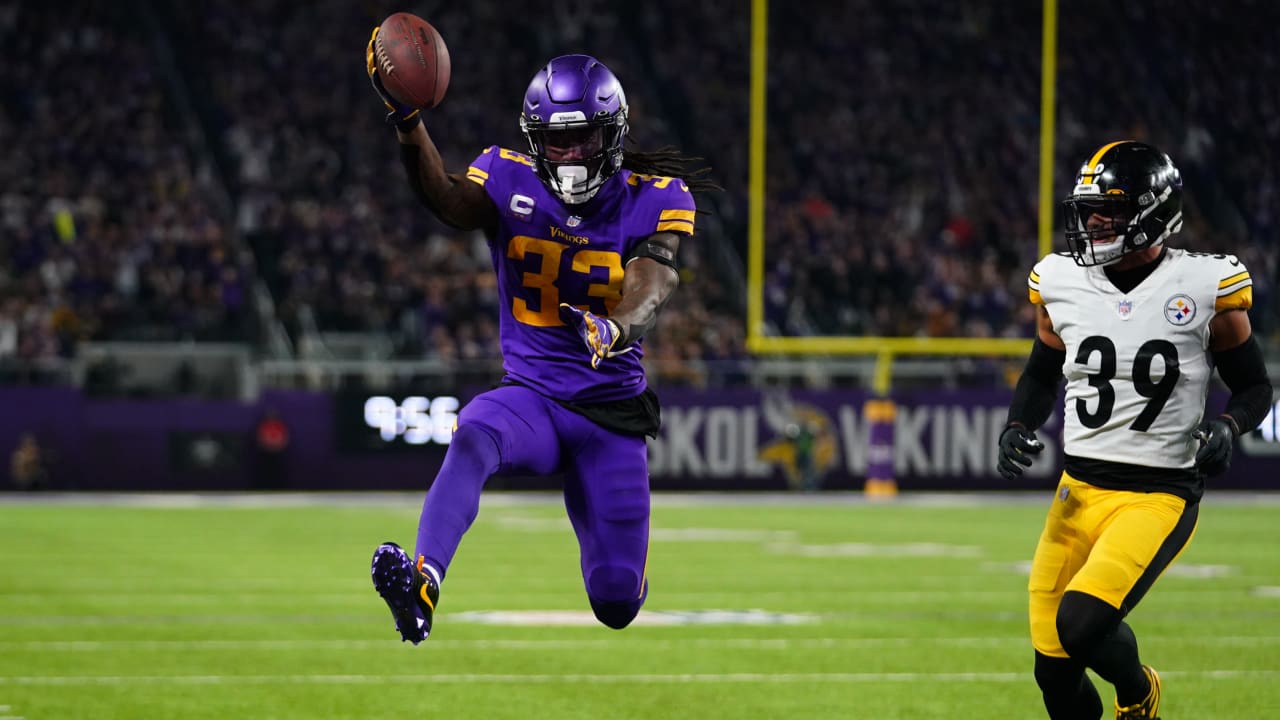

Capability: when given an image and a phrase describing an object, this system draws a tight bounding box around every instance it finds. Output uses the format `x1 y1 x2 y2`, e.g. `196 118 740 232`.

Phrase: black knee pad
587 568 646 630
590 598 640 630
1057 591 1122 660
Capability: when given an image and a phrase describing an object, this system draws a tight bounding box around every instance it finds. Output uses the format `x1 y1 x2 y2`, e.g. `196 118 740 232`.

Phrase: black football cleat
370 542 439 645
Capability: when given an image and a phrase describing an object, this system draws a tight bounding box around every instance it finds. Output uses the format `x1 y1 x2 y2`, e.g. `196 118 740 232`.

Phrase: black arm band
393 113 422 133
1213 335 1274 435
1006 338 1066 431
625 240 679 272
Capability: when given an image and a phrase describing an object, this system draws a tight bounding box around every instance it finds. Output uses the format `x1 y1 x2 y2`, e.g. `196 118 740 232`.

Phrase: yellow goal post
744 0 1060 393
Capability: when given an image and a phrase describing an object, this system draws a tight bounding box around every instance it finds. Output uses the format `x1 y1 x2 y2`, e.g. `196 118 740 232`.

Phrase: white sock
420 561 443 588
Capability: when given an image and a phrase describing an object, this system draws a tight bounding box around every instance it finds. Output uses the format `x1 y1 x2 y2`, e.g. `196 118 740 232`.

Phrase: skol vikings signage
1 387 1276 491
646 388 1277 491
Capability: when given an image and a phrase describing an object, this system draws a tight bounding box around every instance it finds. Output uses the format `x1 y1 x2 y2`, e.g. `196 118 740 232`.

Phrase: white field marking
769 542 983 558
452 609 817 626
4 670 1280 686
0 593 364 605
490 516 800 544
994 561 1239 579
490 515 571 531
9 635 1280 652
3 584 1270 610
5 490 1280 509
649 528 800 543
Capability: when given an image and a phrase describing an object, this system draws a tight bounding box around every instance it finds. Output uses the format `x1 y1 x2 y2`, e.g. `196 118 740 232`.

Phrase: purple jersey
465 145 696 403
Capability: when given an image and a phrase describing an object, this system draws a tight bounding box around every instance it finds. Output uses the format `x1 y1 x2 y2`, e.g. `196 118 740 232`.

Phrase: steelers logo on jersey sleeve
1164 294 1197 325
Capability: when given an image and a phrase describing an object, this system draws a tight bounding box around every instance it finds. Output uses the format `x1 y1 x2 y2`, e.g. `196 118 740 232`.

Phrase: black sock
1034 651 1103 720
1089 621 1150 706
1057 591 1150 707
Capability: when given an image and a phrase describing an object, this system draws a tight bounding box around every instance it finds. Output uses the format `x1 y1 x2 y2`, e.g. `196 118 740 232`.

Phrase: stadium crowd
0 3 249 364
3 0 1278 373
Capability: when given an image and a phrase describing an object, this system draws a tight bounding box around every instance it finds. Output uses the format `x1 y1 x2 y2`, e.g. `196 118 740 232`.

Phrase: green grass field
2 492 1279 719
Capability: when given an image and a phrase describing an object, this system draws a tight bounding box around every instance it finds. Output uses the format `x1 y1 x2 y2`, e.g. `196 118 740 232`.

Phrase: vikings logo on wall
756 392 839 490
1164 293 1196 326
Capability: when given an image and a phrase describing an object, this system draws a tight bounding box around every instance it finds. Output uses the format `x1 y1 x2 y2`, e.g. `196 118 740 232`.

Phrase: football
374 12 451 110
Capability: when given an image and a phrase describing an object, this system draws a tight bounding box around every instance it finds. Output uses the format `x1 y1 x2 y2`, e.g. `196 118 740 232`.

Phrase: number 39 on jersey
1028 249 1252 470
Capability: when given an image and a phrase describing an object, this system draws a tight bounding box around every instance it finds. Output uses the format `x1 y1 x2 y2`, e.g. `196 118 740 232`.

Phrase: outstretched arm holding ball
366 15 496 231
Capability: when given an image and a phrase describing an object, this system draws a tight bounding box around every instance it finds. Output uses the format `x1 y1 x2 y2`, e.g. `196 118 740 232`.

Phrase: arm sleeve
1006 338 1066 431
1213 335 1274 435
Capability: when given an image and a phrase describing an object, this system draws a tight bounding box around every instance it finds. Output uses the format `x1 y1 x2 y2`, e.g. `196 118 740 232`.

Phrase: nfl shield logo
1117 299 1133 320
566 215 583 228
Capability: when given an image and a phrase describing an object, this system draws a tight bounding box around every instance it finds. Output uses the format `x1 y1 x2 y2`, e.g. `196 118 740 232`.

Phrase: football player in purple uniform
365 34 716 644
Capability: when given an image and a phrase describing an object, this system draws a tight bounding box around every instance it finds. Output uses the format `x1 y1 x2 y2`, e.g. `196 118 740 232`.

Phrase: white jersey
1028 248 1253 469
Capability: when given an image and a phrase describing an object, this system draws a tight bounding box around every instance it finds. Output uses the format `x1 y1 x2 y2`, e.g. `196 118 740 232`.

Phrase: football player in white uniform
998 141 1273 720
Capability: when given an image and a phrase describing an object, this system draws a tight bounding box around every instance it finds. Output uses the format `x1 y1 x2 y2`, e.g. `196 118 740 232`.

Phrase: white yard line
2 670 1278 686
5 636 1280 651
3 491 1279 509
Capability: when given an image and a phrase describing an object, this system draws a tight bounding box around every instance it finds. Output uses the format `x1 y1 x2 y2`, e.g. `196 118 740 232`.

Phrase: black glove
1194 417 1235 478
998 423 1044 480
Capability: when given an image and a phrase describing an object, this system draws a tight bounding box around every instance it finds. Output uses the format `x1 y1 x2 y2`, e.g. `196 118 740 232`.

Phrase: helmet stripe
1081 140 1129 184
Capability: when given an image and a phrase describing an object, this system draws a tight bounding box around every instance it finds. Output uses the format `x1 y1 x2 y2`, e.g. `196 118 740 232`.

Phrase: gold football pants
1028 472 1198 657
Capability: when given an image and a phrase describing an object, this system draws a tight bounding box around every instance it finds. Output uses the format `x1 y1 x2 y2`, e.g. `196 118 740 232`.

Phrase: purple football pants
415 385 650 628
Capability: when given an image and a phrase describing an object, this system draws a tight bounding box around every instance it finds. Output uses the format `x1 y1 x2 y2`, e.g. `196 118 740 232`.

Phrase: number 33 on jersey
1028 249 1252 469
464 145 695 404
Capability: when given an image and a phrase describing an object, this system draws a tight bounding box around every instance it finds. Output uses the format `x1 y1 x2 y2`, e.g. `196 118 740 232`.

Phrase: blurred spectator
0 3 251 365
9 432 47 491
6 0 1279 381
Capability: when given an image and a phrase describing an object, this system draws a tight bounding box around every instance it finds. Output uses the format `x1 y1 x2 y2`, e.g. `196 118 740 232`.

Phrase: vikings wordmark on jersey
1027 249 1252 471
466 145 695 404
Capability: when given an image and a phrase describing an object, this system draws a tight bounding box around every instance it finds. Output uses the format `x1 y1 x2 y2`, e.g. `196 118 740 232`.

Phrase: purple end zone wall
1 386 1277 491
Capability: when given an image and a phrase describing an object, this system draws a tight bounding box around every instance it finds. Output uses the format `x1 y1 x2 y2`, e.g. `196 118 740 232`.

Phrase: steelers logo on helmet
519 55 630 205
1062 141 1184 267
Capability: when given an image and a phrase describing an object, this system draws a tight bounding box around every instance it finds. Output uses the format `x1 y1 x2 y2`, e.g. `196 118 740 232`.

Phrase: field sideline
2 492 1278 719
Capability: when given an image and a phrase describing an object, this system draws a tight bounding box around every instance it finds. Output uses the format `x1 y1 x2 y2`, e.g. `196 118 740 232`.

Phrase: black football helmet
1062 141 1183 266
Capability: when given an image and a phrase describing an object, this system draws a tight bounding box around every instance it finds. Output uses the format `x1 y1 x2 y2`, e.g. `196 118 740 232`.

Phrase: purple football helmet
520 55 629 204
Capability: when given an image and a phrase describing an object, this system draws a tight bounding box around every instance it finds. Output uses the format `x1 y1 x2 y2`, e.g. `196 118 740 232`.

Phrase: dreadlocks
621 145 721 197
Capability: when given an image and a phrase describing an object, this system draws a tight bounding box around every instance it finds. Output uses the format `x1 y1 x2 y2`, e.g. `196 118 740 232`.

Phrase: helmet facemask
1064 191 1139 266
1064 184 1181 267
1063 141 1184 267
521 111 628 205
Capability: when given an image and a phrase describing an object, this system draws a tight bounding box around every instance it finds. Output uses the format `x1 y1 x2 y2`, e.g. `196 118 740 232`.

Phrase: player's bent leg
415 386 562 579
560 415 651 630
1034 652 1103 720
370 541 440 645
1065 491 1194 718
413 421 503 579
1057 591 1149 708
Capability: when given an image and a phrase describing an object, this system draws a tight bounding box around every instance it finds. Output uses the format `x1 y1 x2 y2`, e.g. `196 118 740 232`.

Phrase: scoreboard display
334 389 460 452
